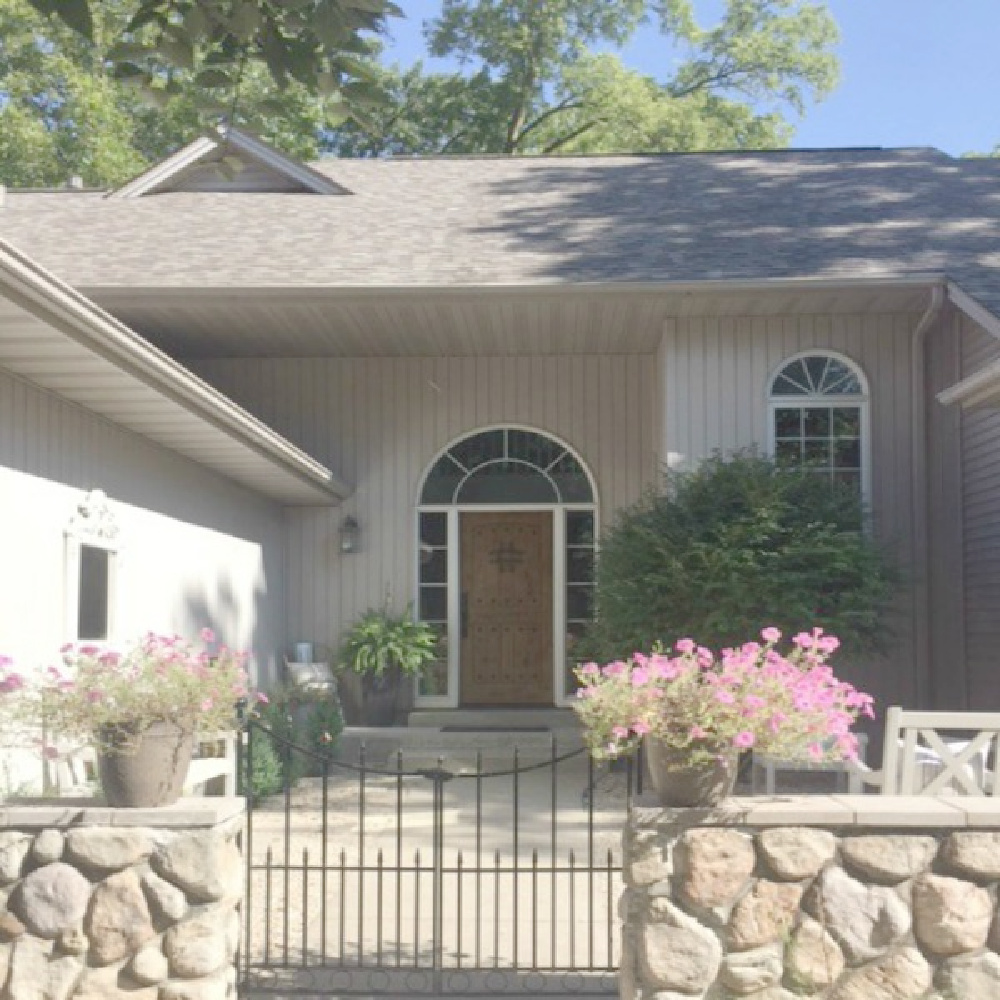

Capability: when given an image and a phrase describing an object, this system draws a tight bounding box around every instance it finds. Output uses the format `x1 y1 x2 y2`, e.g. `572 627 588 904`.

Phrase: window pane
419 586 447 621
803 408 831 437
834 469 862 491
417 658 449 698
804 440 830 466
508 429 564 470
419 549 447 585
549 452 593 502
456 462 558 503
450 430 505 472
804 355 829 391
772 373 809 396
775 440 802 465
821 361 862 395
833 408 861 436
834 439 861 469
78 545 110 641
567 585 594 620
419 512 447 547
567 548 595 584
566 511 595 546
774 408 801 437
421 454 464 504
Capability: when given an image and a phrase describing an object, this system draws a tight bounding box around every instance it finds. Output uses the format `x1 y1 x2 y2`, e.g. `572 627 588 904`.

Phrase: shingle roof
2 146 1000 312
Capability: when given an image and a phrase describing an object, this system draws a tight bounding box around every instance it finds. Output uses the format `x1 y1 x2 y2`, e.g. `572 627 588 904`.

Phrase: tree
0 0 336 186
26 0 396 102
580 452 898 662
328 0 838 155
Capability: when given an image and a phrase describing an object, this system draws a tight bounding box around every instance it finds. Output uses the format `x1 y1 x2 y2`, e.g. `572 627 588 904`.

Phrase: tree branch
540 117 605 154
513 94 584 148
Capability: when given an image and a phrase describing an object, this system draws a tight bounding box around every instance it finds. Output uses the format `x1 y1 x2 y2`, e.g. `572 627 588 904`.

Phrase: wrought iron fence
239 719 640 995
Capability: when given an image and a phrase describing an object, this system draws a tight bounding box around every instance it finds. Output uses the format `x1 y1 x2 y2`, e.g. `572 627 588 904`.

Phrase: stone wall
0 799 245 1000
621 796 1000 1000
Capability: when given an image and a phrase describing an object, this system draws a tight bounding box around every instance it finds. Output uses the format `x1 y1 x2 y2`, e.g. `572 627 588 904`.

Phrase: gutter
0 238 350 500
910 284 947 709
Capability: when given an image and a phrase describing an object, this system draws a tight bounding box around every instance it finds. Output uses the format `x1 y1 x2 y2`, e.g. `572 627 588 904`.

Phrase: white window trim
414 426 598 710
64 489 121 644
766 350 872 505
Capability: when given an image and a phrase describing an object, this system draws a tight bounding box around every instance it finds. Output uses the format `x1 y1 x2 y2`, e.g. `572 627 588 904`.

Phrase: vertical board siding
960 315 1000 709
194 356 657 652
0 366 286 681
659 313 921 715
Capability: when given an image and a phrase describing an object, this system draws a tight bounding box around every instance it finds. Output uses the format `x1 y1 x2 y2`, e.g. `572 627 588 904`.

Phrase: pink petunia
200 627 216 644
733 731 755 749
611 726 630 739
761 627 782 643
632 721 651 736
630 667 650 687
689 725 708 740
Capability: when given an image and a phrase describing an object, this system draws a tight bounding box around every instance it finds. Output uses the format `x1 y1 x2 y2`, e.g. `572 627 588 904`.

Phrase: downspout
910 284 946 708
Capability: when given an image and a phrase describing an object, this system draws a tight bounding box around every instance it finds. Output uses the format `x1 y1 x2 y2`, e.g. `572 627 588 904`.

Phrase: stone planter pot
360 665 403 726
97 720 196 807
646 738 738 807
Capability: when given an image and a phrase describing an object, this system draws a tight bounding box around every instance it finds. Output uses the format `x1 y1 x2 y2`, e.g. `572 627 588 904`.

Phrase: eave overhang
937 281 1000 409
0 238 349 504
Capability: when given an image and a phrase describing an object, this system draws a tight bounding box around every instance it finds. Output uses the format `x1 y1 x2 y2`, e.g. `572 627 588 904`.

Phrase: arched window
768 352 869 497
419 428 594 505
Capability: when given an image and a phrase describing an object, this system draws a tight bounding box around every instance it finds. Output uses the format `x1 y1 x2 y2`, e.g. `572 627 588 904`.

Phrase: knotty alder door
460 511 553 706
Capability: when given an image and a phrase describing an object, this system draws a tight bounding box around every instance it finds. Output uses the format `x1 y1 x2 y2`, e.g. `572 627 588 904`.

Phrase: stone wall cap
631 795 1000 829
0 797 246 830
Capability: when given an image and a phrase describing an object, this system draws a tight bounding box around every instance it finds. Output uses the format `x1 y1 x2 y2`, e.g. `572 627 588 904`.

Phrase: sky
381 0 1000 157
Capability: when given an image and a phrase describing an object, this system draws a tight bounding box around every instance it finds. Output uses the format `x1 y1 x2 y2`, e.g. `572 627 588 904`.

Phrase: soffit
89 283 934 360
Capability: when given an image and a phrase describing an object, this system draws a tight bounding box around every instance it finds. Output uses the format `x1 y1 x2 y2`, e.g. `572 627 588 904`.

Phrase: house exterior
2 128 1000 723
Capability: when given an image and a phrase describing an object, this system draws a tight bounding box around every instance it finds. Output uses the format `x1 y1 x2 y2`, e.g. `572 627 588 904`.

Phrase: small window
65 489 119 644
77 545 111 641
769 352 869 497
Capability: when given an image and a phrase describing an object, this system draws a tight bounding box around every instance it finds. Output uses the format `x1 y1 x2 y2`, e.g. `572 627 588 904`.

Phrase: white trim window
64 489 120 643
768 352 871 500
416 427 598 709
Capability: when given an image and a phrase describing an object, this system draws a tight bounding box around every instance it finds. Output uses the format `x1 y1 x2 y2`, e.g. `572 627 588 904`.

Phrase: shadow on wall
182 574 279 691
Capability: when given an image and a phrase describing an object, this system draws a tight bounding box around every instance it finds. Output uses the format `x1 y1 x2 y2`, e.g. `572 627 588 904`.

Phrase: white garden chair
847 708 1000 796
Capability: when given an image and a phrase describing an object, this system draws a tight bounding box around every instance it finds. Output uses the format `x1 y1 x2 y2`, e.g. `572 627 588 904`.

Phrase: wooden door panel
461 512 552 706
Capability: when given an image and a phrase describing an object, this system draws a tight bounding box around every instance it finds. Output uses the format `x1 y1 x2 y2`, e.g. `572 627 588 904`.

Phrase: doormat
440 725 550 733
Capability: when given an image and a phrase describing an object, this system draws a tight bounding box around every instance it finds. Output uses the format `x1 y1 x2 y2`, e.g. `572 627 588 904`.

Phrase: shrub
253 687 310 787
239 728 284 802
582 451 899 661
303 692 344 765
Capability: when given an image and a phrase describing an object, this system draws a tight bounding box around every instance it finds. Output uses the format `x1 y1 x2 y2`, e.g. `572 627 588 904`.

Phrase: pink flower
200 698 214 712
255 692 270 705
611 726 630 739
689 725 708 740
675 638 696 655
632 721 651 736
792 632 814 649
200 627 216 644
578 663 599 677
733 731 755 749
714 690 736 705
761 627 782 643
630 667 650 687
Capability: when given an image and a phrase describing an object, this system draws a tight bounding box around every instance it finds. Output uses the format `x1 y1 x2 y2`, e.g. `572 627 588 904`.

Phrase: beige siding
194 356 658 651
0 366 287 685
659 313 922 714
960 315 1000 709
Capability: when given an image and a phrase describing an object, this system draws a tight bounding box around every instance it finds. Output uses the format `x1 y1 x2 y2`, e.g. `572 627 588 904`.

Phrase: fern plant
340 605 438 680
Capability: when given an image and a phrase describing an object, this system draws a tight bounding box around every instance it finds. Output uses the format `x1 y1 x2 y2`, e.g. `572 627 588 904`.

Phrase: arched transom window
769 352 869 496
420 427 594 505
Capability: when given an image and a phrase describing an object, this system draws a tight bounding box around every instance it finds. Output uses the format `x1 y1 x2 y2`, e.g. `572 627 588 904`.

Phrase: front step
340 719 586 771
406 708 581 730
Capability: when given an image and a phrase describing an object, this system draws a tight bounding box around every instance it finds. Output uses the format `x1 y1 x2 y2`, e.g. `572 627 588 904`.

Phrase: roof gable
108 125 349 198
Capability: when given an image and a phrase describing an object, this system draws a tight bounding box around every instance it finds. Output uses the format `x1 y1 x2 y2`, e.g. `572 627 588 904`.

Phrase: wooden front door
460 511 553 706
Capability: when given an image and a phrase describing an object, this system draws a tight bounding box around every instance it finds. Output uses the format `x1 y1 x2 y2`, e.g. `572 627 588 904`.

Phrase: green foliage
303 691 345 764
240 725 284 802
253 687 310 787
340 605 438 679
582 452 899 661
26 0 396 98
329 0 839 155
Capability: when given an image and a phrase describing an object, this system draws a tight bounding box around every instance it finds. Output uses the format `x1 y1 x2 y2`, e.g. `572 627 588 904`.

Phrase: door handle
461 592 468 639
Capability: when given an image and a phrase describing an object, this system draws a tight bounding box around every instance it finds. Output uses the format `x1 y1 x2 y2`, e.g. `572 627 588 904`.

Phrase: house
1 127 999 727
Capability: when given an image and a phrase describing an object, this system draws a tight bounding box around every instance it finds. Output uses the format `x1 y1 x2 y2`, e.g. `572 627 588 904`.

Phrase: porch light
339 515 360 554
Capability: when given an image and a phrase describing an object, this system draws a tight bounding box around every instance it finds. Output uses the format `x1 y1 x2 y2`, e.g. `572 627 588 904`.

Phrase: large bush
582 452 898 661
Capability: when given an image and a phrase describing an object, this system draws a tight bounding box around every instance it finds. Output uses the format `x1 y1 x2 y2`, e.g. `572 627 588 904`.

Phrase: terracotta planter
645 738 738 807
97 720 195 808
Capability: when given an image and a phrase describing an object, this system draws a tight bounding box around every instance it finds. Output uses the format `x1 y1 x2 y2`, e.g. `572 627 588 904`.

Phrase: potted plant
572 627 874 806
35 629 249 807
340 605 438 726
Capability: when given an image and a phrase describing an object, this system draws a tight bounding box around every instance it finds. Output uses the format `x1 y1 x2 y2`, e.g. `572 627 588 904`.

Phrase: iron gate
239 720 640 995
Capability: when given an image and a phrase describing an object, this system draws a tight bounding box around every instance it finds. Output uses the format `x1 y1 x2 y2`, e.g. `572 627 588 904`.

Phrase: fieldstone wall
621 797 1000 1000
0 799 244 1000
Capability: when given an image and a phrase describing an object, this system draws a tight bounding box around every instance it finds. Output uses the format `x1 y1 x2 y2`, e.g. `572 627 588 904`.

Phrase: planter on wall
645 738 739 807
97 720 196 807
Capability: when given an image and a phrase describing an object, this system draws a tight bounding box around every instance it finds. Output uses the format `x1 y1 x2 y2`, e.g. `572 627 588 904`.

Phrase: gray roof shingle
2 146 999 311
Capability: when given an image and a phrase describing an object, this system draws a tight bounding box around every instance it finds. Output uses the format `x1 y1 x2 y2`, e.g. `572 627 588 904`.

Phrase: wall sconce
339 515 360 553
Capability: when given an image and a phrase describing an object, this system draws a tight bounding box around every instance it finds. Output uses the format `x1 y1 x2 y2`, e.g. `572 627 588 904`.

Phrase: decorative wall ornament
66 489 120 544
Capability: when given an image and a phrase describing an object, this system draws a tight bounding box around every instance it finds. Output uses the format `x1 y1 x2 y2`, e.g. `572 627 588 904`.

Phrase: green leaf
194 68 233 89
